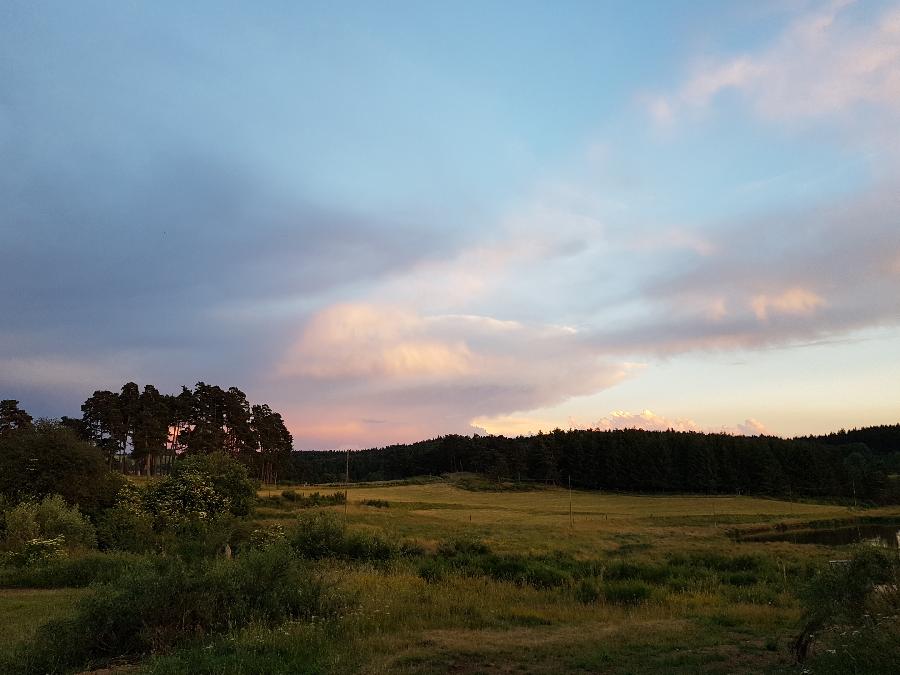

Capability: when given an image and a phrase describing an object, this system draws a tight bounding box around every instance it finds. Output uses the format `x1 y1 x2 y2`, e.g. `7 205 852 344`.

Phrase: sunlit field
3 474 898 674
241 478 889 674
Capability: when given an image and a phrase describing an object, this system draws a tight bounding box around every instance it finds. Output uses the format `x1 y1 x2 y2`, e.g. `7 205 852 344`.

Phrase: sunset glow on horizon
3 1 900 448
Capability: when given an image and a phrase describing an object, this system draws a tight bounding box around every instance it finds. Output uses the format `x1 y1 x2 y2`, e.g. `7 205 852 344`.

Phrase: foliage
360 498 390 508
10 536 67 566
794 546 900 667
289 511 398 562
287 426 896 501
95 503 155 552
281 490 347 508
0 551 149 588
1 495 96 554
602 579 654 605
79 382 293 480
0 400 33 435
249 523 287 550
0 421 124 515
144 469 231 528
8 544 340 674
172 453 257 517
421 539 575 589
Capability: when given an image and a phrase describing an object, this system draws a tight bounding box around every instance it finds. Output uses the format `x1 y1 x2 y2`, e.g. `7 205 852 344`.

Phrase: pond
742 523 900 548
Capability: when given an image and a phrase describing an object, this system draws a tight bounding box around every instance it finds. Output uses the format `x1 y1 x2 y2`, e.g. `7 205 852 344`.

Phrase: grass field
4 477 899 673
0 588 88 651
248 479 892 673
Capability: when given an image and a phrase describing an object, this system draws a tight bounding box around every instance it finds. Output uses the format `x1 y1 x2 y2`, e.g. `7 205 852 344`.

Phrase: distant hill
287 424 900 503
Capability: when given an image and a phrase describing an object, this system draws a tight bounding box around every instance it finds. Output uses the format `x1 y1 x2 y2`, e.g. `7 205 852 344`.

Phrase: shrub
1 495 96 553
436 537 491 557
249 524 287 550
0 551 150 588
575 579 601 604
794 546 900 665
144 469 231 528
361 498 390 508
290 511 346 559
289 511 398 562
419 558 450 583
282 490 347 508
95 504 155 552
171 453 257 517
0 421 125 515
13 536 67 566
524 561 572 589
426 538 573 589
154 516 236 562
342 529 397 562
9 544 339 674
603 580 653 605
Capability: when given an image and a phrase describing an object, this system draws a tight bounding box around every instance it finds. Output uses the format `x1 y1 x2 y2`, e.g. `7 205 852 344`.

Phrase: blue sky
2 0 899 447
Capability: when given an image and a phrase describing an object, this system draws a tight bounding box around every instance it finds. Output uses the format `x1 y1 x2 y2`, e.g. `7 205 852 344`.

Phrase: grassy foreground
5 477 899 673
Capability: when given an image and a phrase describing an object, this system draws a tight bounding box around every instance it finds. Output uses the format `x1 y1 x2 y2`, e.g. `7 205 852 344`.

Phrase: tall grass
5 545 340 674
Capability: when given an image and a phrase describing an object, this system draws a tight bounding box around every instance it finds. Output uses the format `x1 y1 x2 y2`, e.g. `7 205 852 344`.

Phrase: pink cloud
750 287 825 321
273 303 631 448
652 1 900 123
593 410 767 436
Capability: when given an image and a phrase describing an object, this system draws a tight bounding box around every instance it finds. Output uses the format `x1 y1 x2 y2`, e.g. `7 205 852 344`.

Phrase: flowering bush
16 535 67 565
144 469 231 529
1 495 96 553
249 524 287 550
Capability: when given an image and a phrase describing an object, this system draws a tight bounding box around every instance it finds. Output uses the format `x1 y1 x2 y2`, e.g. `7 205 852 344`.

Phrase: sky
2 0 900 448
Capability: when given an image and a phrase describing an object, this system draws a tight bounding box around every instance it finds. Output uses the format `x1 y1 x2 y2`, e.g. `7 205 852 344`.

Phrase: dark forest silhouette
2 392 898 502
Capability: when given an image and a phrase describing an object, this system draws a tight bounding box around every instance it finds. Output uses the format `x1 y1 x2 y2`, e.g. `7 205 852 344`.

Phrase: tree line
287 427 899 503
1 382 293 482
4 390 898 501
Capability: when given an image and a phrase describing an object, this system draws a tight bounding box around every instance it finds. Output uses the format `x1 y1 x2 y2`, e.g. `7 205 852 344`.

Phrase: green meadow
5 475 896 674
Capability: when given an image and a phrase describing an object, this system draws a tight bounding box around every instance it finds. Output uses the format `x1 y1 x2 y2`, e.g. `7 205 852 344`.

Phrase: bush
282 490 347 508
144 469 231 528
575 579 601 604
95 504 155 552
794 546 900 665
361 498 390 508
436 537 491 557
419 558 450 584
290 511 347 559
290 511 398 562
171 454 257 517
425 538 573 589
0 421 125 515
603 580 653 605
249 524 287 550
342 529 397 562
154 516 236 563
0 551 150 588
9 544 339 674
1 495 96 553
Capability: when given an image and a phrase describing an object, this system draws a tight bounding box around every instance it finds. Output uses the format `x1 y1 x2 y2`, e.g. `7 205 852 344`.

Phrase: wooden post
345 448 350 518
568 475 574 529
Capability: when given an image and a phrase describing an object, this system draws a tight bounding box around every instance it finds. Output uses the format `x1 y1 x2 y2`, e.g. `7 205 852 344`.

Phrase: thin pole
345 448 350 518
568 475 574 529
